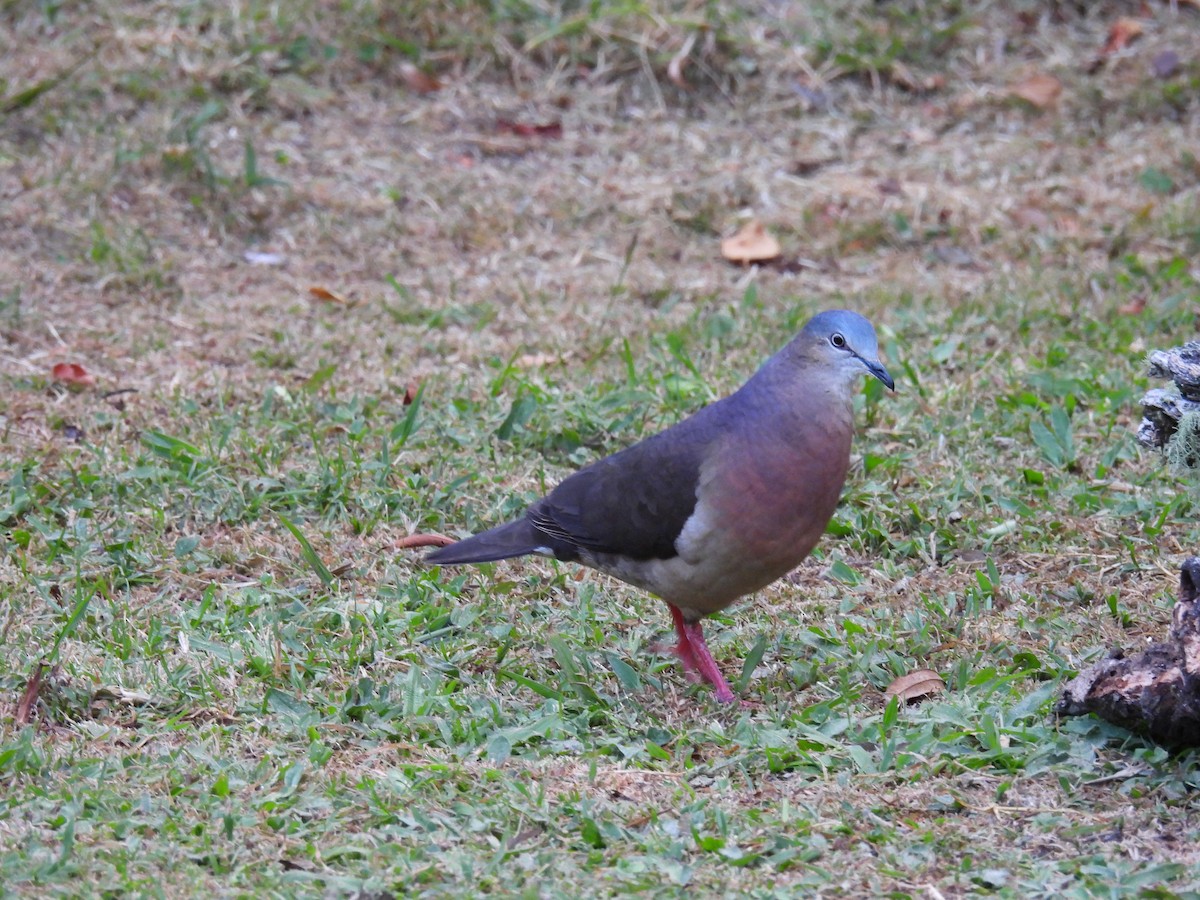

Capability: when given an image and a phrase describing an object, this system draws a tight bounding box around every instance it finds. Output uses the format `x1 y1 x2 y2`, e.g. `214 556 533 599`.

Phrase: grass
3 0 1200 896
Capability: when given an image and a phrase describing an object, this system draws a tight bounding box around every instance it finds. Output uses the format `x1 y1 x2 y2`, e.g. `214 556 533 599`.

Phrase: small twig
666 32 696 88
1082 764 1149 785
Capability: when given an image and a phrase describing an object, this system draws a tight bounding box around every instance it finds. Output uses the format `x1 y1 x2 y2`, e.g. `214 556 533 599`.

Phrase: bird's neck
744 351 856 419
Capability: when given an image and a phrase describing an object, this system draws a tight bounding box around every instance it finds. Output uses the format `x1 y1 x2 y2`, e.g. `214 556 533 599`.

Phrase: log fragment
1057 558 1200 747
1137 342 1200 457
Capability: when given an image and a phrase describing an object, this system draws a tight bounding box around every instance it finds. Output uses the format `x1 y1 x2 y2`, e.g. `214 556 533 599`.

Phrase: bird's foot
648 638 703 683
681 623 736 703
667 604 737 704
672 639 704 682
703 671 737 704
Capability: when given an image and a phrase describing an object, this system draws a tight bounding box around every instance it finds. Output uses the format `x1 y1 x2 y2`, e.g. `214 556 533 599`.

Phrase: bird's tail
425 519 548 565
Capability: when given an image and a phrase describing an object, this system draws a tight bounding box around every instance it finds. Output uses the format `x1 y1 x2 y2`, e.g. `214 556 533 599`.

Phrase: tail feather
426 518 548 565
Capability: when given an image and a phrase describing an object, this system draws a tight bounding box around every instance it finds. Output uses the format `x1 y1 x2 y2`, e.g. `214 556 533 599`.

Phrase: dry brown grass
4 2 1194 428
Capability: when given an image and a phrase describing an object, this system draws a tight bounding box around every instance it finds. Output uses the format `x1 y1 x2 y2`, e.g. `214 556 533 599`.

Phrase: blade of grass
277 513 335 588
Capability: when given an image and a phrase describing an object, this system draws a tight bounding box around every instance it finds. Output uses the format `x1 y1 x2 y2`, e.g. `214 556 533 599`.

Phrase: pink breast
709 420 852 575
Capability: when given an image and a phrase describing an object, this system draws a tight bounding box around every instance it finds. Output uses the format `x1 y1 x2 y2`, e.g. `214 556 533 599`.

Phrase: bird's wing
527 412 723 561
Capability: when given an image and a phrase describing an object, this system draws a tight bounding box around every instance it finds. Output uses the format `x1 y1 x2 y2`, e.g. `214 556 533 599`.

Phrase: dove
428 310 894 702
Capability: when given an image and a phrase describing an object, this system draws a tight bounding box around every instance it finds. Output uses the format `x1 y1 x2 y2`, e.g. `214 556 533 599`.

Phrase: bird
427 309 894 703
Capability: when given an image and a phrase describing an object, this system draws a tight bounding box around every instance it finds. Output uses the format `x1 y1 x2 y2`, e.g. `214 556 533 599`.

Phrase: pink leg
667 604 736 703
667 604 702 680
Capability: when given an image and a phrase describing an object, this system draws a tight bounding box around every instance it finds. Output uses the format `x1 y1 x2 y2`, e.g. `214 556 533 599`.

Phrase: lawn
2 1 1200 896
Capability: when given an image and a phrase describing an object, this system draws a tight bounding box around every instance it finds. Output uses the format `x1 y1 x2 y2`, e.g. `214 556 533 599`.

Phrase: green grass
6 283 1200 894
4 0 1200 896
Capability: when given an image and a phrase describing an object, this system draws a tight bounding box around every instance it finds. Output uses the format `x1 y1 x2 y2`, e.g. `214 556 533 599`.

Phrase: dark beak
865 357 895 391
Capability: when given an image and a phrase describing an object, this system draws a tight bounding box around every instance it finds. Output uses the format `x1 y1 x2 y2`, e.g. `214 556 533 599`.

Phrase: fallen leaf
52 362 96 387
395 533 456 550
1101 17 1143 56
884 668 945 704
496 119 563 139
1151 50 1180 80
1118 295 1147 315
16 662 48 725
399 62 441 94
1010 73 1062 109
720 219 781 264
308 286 349 305
515 353 559 369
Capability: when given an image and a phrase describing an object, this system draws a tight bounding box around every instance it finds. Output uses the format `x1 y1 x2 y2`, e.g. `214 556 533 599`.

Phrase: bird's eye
830 333 846 349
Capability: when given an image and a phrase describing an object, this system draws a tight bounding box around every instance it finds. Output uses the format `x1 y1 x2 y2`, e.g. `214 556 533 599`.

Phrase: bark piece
1137 343 1200 454
1057 558 1200 747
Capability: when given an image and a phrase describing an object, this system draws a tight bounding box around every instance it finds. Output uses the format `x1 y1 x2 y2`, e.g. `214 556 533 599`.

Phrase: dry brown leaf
52 362 96 387
1010 73 1062 109
515 353 559 369
1101 17 1144 56
1118 295 1147 315
883 668 945 704
395 533 455 550
399 62 441 94
720 219 781 264
16 662 48 725
308 286 349 305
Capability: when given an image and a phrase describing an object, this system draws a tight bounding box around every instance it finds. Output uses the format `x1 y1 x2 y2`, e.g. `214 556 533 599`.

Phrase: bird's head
797 309 894 391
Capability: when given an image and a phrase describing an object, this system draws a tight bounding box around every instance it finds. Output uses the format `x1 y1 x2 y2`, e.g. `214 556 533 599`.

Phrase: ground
2 1 1200 896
